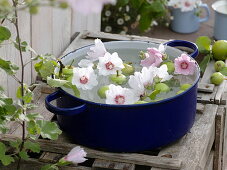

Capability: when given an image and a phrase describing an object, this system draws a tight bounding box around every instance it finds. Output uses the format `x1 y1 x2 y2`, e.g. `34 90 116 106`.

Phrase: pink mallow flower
65 0 116 15
87 39 107 62
140 45 164 68
174 53 196 75
63 146 87 164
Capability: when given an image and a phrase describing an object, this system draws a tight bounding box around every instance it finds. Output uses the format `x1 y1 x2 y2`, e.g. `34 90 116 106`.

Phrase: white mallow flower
153 65 173 82
158 43 166 54
129 67 155 98
97 52 124 76
72 67 98 90
78 59 94 68
87 39 107 61
128 72 145 98
63 146 87 164
106 84 139 105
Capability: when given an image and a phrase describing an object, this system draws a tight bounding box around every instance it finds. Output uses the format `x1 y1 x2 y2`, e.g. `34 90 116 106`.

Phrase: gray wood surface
92 159 135 170
214 107 226 170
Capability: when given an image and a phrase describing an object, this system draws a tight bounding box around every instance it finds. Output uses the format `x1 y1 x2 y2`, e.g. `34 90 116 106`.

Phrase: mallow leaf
36 120 62 140
196 36 212 53
0 57 19 75
47 77 68 87
0 142 14 166
199 54 211 74
220 67 227 76
24 141 40 153
0 26 11 42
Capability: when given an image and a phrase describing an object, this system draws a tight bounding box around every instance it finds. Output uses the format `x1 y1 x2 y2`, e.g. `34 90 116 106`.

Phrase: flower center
181 62 188 69
114 95 125 105
105 62 115 70
185 1 191 7
80 76 88 84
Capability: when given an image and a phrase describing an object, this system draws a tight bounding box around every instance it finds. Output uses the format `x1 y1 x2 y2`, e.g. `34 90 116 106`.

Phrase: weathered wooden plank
0 158 91 170
0 135 182 170
198 83 215 93
220 92 227 105
39 152 63 163
205 151 214 170
152 104 218 170
92 159 135 170
214 107 226 170
196 103 205 114
52 8 71 57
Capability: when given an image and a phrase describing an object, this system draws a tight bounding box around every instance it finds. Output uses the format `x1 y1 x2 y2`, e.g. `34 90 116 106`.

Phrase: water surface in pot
60 41 199 104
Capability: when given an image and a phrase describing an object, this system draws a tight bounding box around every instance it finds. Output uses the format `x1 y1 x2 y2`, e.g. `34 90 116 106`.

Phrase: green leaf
149 90 161 100
16 85 33 103
130 0 145 9
26 113 43 121
139 13 152 31
116 0 129 7
0 57 19 75
220 67 227 76
0 155 14 166
9 140 21 151
63 82 80 97
24 141 40 153
47 77 68 88
199 54 211 73
29 6 39 14
195 36 212 53
19 151 29 160
0 142 14 166
36 120 62 140
0 26 11 42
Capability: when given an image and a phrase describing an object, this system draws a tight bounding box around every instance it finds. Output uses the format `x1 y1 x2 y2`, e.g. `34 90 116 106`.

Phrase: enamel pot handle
45 90 87 116
164 40 199 58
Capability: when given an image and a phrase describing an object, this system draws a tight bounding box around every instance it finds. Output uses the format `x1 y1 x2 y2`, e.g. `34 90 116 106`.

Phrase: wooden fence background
0 7 100 98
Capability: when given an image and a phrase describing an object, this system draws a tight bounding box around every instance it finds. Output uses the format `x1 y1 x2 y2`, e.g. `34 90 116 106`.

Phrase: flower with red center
106 84 139 105
115 95 125 104
105 61 115 70
72 67 98 90
174 53 196 75
62 146 87 164
97 52 124 76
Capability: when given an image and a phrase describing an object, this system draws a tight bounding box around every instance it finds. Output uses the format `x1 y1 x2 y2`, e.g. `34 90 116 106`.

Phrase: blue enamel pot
45 40 200 152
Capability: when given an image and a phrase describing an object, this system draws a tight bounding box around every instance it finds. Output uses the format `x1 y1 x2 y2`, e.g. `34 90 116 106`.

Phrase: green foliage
199 54 211 74
149 90 161 100
195 36 212 53
34 55 58 79
0 57 19 75
36 120 62 140
220 67 227 76
47 77 68 87
0 142 14 166
102 0 168 34
0 26 11 43
16 85 33 103
19 150 29 160
41 164 59 170
24 141 40 153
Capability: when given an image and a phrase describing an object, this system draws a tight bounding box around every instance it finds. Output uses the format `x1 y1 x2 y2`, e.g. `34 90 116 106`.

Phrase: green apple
162 62 175 74
154 83 170 93
176 90 184 95
134 101 148 104
212 40 227 60
210 72 224 85
180 83 192 90
214 60 226 72
97 86 109 99
109 74 127 85
121 63 135 75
